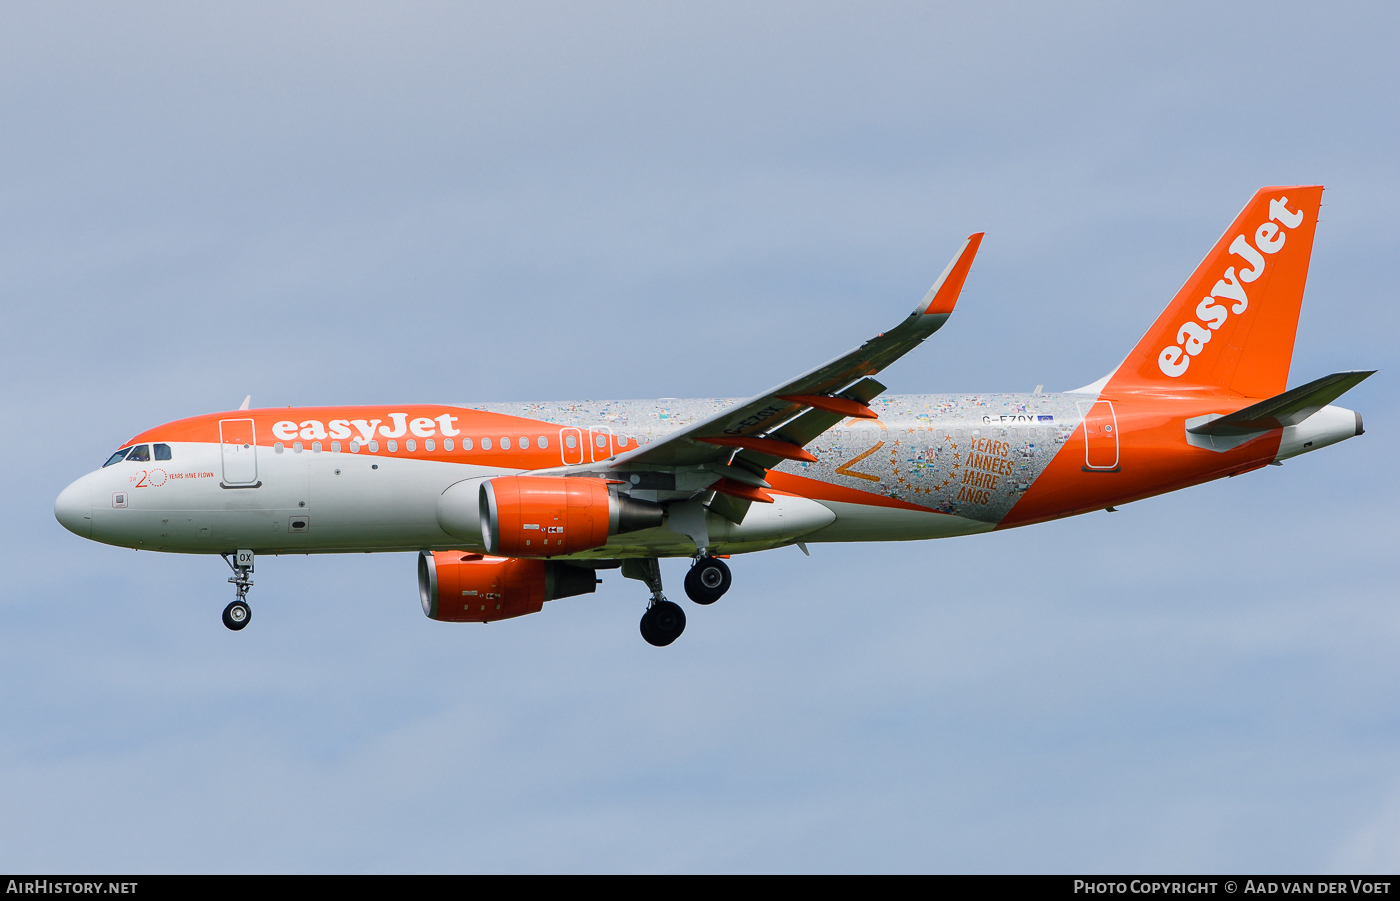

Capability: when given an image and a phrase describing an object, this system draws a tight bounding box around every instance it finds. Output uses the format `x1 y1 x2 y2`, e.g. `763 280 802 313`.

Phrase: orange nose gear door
220 419 259 485
1076 401 1120 471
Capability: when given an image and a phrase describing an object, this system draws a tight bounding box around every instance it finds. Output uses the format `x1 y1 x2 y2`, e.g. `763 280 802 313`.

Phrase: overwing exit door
559 428 584 465
220 419 259 486
1075 401 1119 471
589 426 614 462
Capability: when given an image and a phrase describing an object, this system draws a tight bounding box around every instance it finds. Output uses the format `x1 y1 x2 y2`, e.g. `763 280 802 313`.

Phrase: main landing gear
220 549 254 632
684 555 731 605
623 558 686 647
623 554 735 646
640 601 686 647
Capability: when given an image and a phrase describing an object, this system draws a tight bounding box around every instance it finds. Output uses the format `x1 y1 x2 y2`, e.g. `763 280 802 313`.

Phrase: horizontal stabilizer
1187 370 1375 437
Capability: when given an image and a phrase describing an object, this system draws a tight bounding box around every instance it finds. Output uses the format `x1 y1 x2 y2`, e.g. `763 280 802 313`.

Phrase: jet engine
477 476 663 556
418 550 601 622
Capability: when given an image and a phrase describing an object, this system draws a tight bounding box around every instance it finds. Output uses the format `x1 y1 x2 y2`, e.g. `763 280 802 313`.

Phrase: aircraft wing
609 233 984 471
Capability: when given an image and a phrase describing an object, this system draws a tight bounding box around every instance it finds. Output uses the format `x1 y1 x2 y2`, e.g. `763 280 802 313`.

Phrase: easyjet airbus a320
55 186 1371 646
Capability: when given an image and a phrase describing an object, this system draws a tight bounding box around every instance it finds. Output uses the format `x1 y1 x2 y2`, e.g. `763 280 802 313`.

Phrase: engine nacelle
418 550 600 622
479 476 663 556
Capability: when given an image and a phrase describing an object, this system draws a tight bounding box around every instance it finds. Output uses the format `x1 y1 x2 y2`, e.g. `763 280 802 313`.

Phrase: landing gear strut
622 558 686 647
684 555 731 605
220 549 254 632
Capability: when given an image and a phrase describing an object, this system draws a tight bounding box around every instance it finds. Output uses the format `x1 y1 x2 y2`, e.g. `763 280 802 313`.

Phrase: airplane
54 185 1372 646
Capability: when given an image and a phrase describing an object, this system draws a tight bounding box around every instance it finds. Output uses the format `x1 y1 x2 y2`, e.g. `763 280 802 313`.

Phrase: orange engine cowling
418 550 600 623
479 476 663 556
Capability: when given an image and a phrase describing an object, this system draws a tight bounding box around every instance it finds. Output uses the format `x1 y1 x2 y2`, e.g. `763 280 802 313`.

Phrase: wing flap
777 394 877 419
733 378 889 470
699 436 818 462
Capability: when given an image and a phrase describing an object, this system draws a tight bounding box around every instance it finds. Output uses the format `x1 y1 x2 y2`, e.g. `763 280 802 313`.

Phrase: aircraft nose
55 477 93 538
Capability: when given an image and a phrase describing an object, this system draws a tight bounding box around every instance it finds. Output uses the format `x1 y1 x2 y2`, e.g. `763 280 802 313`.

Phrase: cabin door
1076 401 1119 471
220 419 259 486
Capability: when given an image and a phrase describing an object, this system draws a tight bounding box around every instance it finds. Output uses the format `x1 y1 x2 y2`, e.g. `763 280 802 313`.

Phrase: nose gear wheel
222 600 251 631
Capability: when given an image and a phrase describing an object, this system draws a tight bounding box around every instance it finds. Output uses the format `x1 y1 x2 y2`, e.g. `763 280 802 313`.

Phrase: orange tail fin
1105 185 1323 398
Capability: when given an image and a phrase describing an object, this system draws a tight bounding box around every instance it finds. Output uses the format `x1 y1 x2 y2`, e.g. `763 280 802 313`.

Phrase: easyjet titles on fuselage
270 413 463 446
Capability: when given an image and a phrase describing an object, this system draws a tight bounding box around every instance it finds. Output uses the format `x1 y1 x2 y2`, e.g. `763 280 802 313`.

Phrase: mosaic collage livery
54 186 1371 645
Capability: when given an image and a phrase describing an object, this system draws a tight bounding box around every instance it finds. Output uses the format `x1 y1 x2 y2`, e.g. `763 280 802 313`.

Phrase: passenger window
127 445 151 462
519 437 530 449
537 436 548 449
103 448 131 467
481 438 492 450
155 444 172 461
501 437 511 450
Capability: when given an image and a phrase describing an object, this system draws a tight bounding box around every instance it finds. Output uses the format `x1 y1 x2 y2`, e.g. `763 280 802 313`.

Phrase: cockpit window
126 444 151 462
103 448 131 467
154 443 172 461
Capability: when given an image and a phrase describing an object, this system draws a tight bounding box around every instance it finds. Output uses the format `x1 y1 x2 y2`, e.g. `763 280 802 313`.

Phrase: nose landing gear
683 555 731 605
220 549 255 632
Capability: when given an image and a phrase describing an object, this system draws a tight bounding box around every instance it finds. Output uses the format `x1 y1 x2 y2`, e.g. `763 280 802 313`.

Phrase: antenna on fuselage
238 395 251 411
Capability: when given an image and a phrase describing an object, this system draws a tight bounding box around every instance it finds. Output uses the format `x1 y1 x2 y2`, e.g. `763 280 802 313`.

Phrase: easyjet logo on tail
1157 197 1306 378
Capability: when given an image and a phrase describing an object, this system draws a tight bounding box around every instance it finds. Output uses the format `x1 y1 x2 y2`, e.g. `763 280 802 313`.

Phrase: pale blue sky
2 2 1397 872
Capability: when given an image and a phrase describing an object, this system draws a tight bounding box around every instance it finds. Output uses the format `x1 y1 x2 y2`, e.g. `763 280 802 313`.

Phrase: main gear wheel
640 600 686 646
683 556 731 605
